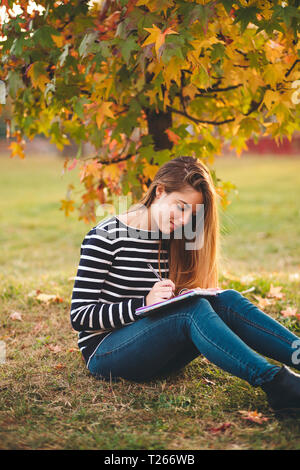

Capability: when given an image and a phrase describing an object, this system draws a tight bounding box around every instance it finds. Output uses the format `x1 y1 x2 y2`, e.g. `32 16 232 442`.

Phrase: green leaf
10 37 26 57
233 6 260 33
32 26 57 48
7 71 23 99
221 0 235 15
210 43 226 62
119 37 139 64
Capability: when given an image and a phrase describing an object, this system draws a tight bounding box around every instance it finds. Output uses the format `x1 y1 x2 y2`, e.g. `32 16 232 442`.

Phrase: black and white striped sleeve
70 229 146 332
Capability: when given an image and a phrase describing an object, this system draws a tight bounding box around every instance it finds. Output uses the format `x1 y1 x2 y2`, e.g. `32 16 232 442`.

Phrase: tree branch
285 59 300 77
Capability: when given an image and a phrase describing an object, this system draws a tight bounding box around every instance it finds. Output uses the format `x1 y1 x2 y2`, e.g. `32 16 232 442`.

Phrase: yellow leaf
51 34 64 48
96 101 115 129
142 24 178 59
102 163 120 181
265 40 284 64
145 88 158 106
8 141 25 159
142 160 158 180
262 89 279 111
60 199 75 216
163 56 182 89
27 63 50 92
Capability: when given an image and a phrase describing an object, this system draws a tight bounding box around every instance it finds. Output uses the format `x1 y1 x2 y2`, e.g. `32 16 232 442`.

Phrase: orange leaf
8 141 25 159
238 410 269 424
165 129 181 145
54 363 65 370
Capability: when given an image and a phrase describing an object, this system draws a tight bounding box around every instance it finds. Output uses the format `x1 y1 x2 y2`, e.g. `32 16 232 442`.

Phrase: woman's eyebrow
178 199 191 206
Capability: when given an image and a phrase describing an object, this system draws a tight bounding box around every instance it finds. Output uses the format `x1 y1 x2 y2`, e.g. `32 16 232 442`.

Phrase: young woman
70 156 300 412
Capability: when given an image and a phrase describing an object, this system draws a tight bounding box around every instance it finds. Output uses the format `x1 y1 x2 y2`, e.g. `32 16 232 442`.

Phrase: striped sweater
70 214 169 367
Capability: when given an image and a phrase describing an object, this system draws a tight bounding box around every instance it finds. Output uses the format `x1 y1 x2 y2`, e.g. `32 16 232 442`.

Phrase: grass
1 153 300 450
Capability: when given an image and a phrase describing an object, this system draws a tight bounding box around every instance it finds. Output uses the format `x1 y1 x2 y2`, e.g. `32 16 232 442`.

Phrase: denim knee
184 296 219 322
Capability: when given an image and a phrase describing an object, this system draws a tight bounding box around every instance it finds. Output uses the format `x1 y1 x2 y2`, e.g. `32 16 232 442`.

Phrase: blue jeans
88 289 300 387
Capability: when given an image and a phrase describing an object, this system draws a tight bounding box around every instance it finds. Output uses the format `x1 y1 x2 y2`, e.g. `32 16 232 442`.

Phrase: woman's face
151 185 204 234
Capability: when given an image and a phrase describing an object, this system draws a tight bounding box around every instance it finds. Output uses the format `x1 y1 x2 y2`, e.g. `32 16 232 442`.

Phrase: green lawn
1 153 300 450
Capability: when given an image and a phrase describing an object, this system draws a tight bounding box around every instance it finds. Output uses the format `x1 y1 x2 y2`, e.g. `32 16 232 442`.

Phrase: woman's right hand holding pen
145 280 176 307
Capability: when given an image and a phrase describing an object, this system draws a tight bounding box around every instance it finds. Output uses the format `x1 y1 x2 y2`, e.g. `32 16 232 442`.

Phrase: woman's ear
155 184 165 199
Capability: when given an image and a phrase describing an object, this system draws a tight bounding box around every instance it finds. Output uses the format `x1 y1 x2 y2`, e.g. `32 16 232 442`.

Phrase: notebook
135 288 228 317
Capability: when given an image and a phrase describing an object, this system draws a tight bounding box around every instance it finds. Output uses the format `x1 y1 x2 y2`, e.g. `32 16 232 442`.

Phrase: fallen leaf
36 293 64 304
54 363 65 370
267 284 285 300
238 410 269 424
253 295 274 309
10 311 22 321
280 306 298 318
68 348 78 353
48 344 62 353
208 422 232 434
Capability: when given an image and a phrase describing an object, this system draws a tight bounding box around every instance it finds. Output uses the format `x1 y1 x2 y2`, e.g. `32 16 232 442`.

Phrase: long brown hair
126 156 221 294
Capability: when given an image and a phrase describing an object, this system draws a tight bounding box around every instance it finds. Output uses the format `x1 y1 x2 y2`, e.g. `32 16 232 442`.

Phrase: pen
147 263 175 297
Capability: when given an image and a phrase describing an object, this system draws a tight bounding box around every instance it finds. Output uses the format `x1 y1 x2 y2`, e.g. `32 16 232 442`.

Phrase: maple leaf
142 160 159 180
26 63 50 92
253 295 274 309
267 284 285 300
8 142 25 159
208 422 232 434
142 25 178 59
60 199 75 217
238 410 269 424
96 101 115 129
165 129 181 145
280 306 298 318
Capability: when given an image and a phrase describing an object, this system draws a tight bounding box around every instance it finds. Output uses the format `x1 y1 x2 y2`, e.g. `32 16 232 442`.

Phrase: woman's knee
217 288 243 303
186 296 219 321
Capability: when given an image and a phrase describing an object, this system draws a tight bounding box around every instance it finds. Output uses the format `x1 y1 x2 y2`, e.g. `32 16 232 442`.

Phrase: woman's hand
145 279 176 306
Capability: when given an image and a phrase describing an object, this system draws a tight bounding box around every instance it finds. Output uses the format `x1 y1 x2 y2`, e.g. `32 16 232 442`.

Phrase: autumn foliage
0 0 300 222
